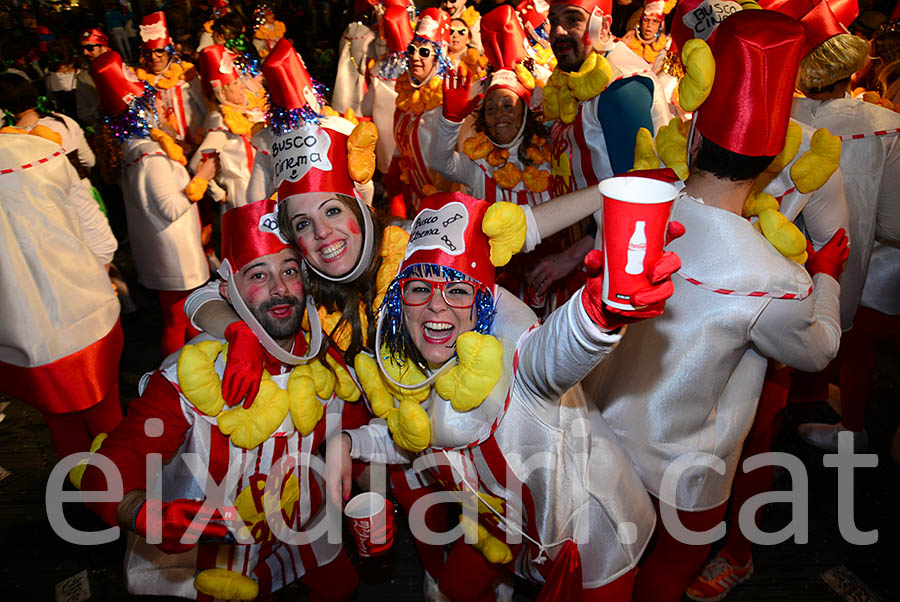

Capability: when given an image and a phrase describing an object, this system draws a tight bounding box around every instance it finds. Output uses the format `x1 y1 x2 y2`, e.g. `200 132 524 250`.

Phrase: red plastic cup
599 176 678 311
344 492 396 557
201 149 218 162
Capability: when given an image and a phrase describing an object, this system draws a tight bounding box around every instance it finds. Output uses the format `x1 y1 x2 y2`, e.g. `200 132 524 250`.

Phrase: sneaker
685 550 753 602
797 422 868 453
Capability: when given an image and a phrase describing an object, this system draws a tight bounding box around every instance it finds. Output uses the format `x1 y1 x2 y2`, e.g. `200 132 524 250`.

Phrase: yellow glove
460 514 513 565
287 366 323 436
194 569 259 601
387 398 432 452
655 117 690 180
790 128 841 194
177 341 226 416
678 39 715 112
482 202 526 267
755 208 808 263
435 332 503 412
631 127 660 171
218 376 290 448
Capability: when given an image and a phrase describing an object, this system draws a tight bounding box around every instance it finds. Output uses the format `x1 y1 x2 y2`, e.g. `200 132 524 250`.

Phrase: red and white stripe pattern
679 274 813 300
125 150 167 168
394 108 439 211
0 149 65 175
839 127 900 141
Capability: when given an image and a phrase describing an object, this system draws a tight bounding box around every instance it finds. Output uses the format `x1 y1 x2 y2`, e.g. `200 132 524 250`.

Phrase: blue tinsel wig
408 35 452 81
103 81 160 142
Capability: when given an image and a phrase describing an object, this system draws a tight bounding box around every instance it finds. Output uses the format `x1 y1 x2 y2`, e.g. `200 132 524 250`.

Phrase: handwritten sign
272 124 333 189
405 201 469 259
681 0 741 40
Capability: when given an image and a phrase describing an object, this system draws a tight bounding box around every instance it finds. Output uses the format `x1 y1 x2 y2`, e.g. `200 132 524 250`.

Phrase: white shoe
798 422 868 453
424 571 452 602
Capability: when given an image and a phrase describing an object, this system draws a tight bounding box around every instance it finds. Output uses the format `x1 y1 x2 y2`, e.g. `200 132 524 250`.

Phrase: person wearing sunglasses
75 28 110 127
328 191 682 600
135 11 207 147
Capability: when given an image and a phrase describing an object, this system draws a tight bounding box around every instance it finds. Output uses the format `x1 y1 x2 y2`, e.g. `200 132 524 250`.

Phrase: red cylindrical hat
516 0 550 29
694 10 807 157
670 0 743 53
90 51 147 115
759 0 857 50
198 44 240 96
222 198 293 273
481 5 530 71
383 5 415 53
399 192 496 291
415 7 451 45
274 124 357 203
262 38 315 110
80 28 109 47
140 11 172 50
549 0 612 16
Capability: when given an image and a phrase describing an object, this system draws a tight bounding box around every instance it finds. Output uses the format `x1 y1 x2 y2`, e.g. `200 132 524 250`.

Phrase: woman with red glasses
327 191 682 601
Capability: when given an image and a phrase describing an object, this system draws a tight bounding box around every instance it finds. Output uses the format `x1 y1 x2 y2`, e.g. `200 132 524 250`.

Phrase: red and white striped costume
81 332 369 599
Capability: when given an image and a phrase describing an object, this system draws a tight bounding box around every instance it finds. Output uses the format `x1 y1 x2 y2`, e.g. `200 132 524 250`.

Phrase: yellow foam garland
790 128 841 194
396 74 444 114
136 61 196 90
254 21 286 41
177 340 227 415
543 52 612 124
482 202 526 266
221 105 254 135
754 209 808 264
655 117 689 180
347 121 378 184
217 376 290 448
150 127 188 165
678 39 715 112
184 176 208 201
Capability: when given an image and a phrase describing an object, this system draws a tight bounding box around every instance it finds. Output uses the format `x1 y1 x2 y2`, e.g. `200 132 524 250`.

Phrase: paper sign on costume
272 124 333 189
405 201 469 259
681 0 741 39
258 208 289 244
140 22 167 42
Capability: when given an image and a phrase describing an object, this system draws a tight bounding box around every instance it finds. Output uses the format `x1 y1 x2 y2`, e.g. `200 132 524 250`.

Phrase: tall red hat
399 192 496 291
139 11 172 50
481 5 532 101
516 0 550 29
221 198 292 272
274 124 357 203
383 5 415 53
549 0 613 16
198 44 240 97
415 7 452 46
80 28 109 47
262 38 317 111
758 0 858 50
694 10 806 157
90 51 146 115
670 0 743 52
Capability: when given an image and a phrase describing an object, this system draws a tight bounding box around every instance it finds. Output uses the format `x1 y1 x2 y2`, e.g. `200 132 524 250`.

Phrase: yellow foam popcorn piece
347 121 378 185
177 340 226 416
655 117 690 180
387 398 432 452
308 357 337 399
482 202 526 267
218 377 289 448
460 514 513 565
678 39 715 112
287 366 322 436
756 208 808 263
790 128 841 194
631 127 659 171
194 569 259 601
742 191 779 218
354 353 396 418
567 51 612 101
326 353 361 402
435 332 502 412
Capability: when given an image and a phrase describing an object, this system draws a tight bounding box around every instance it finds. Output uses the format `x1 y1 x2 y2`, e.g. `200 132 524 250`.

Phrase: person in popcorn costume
91 50 214 356
75 197 370 601
188 44 266 213
327 191 683 601
135 11 207 147
621 0 671 66
582 10 846 601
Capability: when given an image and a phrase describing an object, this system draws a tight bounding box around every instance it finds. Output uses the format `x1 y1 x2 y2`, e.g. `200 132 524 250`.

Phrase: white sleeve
513 289 622 409
143 156 196 224
345 419 413 465
749 273 842 372
66 115 96 170
247 140 274 204
430 114 484 189
798 166 849 251
184 280 225 331
69 176 117 264
522 204 542 253
875 135 900 245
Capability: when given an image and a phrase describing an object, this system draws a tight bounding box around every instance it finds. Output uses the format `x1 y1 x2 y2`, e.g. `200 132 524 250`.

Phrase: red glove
134 498 233 554
223 321 264 409
442 69 482 123
805 228 849 282
582 221 684 329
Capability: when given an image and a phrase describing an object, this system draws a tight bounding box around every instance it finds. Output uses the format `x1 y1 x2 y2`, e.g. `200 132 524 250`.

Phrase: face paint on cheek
244 284 264 305
296 238 309 255
347 218 361 236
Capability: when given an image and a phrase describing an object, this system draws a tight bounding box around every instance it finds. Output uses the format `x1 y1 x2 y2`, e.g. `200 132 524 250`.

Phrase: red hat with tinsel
262 38 317 111
198 44 240 97
221 198 292 273
90 50 146 115
80 28 109 47
139 11 172 50
694 9 806 157
516 0 550 29
481 4 533 101
548 0 612 16
274 124 357 203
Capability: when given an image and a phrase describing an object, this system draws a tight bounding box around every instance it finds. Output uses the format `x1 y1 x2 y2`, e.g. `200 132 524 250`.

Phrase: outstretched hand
442 69 482 123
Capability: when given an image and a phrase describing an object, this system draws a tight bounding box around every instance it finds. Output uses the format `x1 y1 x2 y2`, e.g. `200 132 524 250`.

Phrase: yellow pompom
460 514 513 565
757 208 808 261
387 398 432 452
308 358 337 399
68 433 108 490
435 332 502 412
567 52 612 101
287 366 323 435
742 191 779 218
177 341 226 416
326 353 362 401
194 569 259 601
184 176 208 202
354 353 396 418
631 127 659 171
482 202 526 267
678 39 715 112
347 121 378 185
790 128 841 194
655 117 689 180
217 377 289 448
